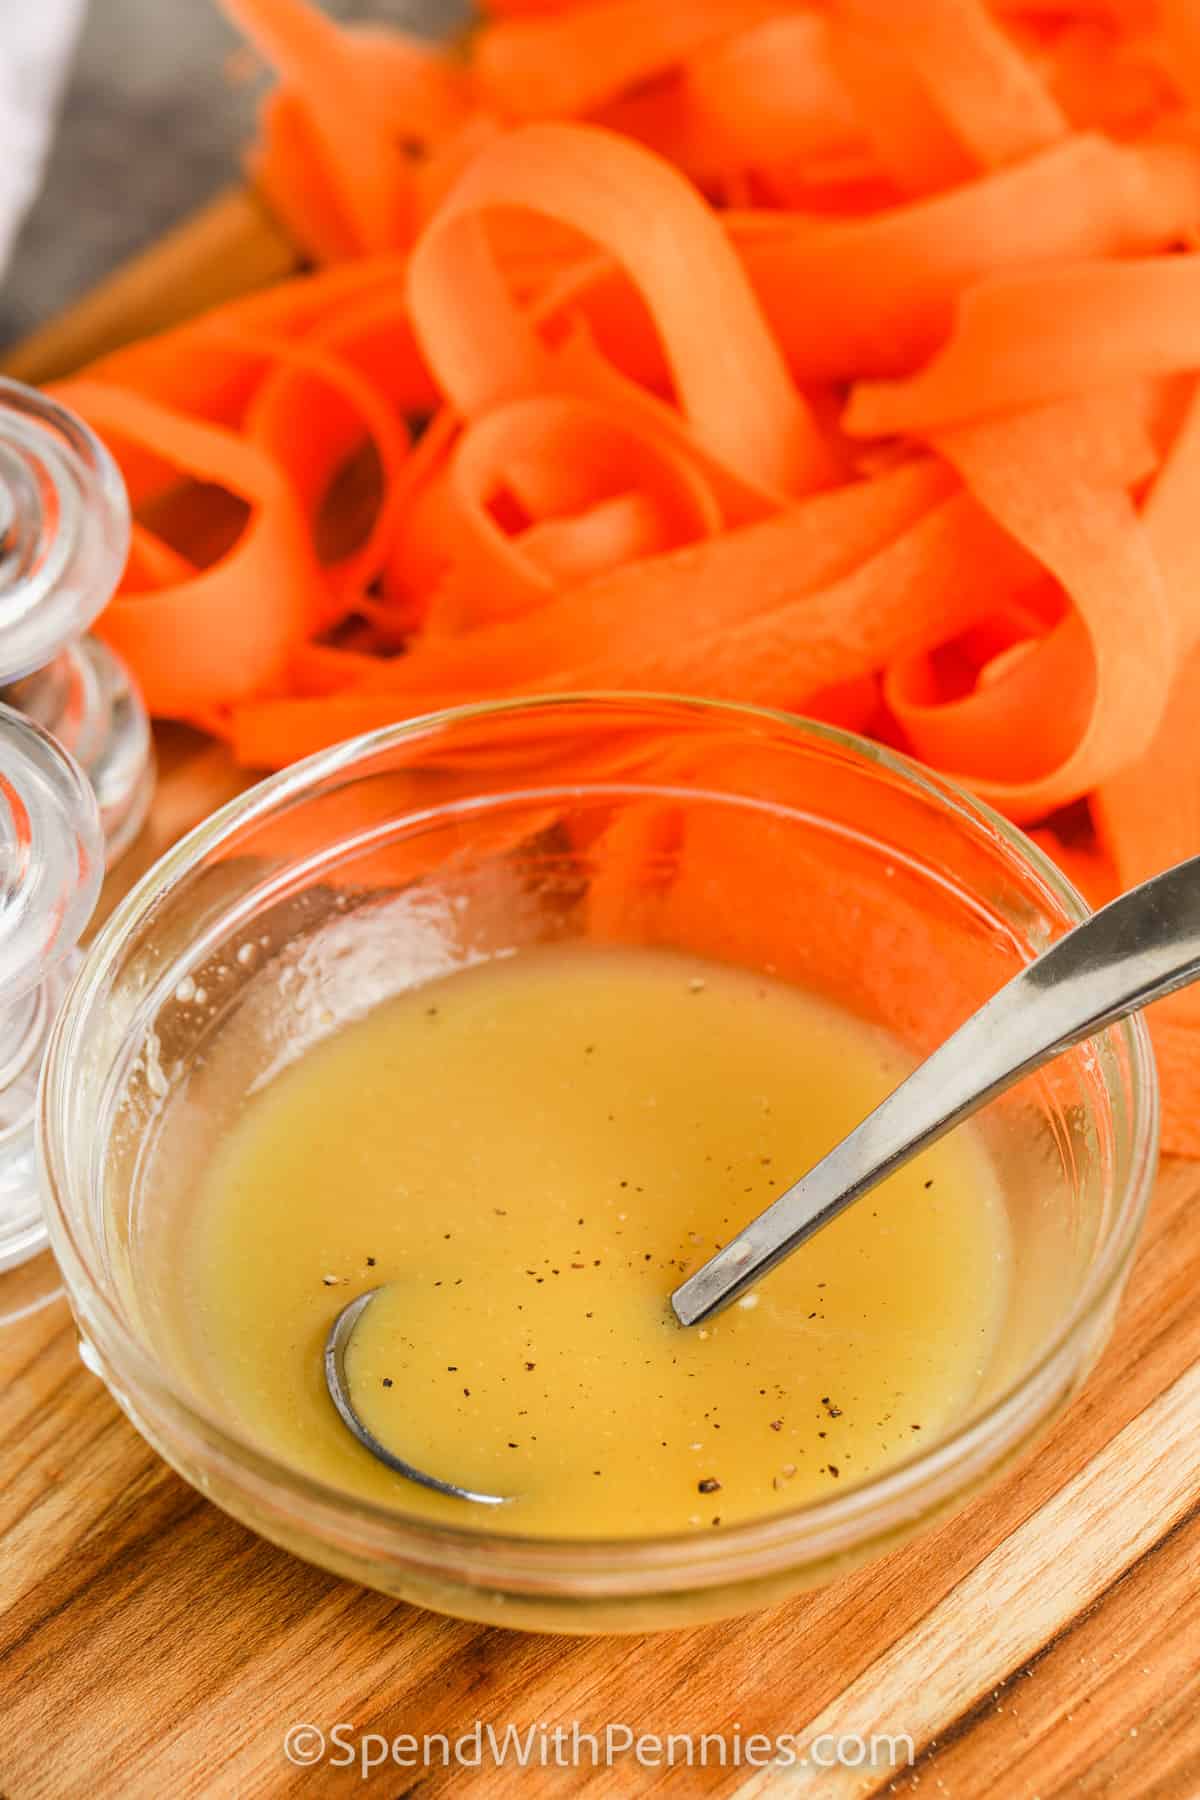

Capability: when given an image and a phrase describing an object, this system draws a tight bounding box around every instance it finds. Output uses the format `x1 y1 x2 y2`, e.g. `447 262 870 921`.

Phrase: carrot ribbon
53 0 1200 1150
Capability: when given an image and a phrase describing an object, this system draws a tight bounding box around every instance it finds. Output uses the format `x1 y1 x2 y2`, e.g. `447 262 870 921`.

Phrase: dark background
0 0 468 350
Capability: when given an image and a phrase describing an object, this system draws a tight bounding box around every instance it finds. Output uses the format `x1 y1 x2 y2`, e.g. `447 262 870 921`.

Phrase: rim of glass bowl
38 693 1158 1589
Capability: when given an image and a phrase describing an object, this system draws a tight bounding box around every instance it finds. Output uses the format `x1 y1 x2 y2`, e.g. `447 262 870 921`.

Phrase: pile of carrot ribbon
50 0 1200 1150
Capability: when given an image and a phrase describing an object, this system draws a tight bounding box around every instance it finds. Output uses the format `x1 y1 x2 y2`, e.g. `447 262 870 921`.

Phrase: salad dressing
178 945 1010 1536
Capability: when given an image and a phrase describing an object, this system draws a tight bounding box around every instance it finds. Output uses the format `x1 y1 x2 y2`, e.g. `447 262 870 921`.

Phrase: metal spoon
672 852 1200 1326
326 853 1200 1500
324 1287 509 1506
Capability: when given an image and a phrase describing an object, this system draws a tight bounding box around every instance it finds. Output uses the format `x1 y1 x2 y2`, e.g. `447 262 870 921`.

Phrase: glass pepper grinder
0 703 103 1271
0 377 154 865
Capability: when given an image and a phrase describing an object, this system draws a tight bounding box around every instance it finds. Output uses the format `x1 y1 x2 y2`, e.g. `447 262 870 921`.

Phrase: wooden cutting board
1 193 1198 1800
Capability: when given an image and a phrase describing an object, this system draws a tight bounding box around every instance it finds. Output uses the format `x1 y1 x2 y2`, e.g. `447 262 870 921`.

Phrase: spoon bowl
324 1286 511 1507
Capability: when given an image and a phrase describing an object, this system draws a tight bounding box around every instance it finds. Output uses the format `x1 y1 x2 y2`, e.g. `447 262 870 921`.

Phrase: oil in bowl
170 944 1010 1538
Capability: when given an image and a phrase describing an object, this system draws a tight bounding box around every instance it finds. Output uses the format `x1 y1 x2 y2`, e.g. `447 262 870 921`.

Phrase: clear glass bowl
39 695 1157 1633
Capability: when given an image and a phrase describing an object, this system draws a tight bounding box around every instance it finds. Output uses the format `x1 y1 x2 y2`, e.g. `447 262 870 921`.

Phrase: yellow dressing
176 944 1010 1537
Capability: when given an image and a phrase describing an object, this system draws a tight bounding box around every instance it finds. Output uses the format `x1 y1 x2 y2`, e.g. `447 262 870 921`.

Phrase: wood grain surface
1 197 1198 1800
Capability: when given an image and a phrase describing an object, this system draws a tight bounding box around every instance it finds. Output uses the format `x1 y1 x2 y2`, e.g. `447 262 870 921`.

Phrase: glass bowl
39 694 1157 1633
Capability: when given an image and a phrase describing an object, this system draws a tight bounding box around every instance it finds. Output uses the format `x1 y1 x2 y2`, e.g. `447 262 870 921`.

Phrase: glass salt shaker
0 703 102 1271
0 377 154 864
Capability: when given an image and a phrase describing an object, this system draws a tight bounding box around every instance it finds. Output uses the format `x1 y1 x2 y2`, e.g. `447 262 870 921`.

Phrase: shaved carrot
896 393 1174 819
250 88 362 263
1093 633 1200 1157
482 2 609 16
122 526 197 591
534 492 1039 709
591 76 770 195
80 257 411 408
222 0 416 251
60 0 1200 1152
310 458 955 697
407 122 836 493
520 134 1200 394
286 287 438 417
250 25 475 260
53 380 323 716
1160 0 1200 110
1046 18 1177 137
824 15 974 195
1134 376 1200 654
418 392 722 633
226 484 1013 766
542 327 789 526
682 15 861 173
835 0 1068 170
230 691 466 767
289 642 387 696
518 493 674 585
845 256 1200 436
342 27 473 142
737 136 1200 382
236 328 413 615
473 0 784 121
1093 380 1200 880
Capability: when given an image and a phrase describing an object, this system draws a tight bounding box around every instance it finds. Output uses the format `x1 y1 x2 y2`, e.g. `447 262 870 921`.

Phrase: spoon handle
671 853 1200 1326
